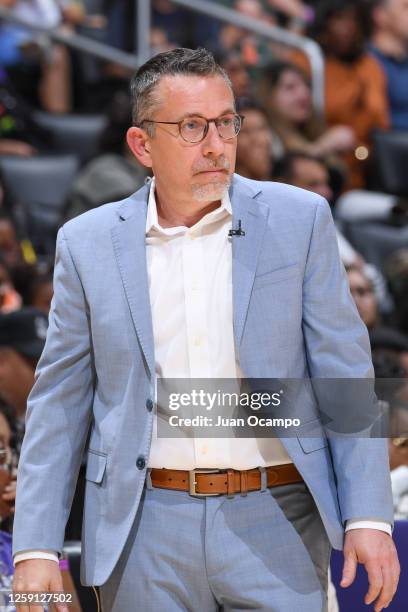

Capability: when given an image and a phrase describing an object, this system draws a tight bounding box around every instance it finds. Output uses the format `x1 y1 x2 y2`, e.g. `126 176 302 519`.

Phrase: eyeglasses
139 113 244 143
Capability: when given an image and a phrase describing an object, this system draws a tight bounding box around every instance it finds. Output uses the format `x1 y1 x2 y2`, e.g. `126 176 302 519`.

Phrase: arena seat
0 154 79 253
373 129 408 196
33 111 108 164
334 190 396 223
344 221 408 271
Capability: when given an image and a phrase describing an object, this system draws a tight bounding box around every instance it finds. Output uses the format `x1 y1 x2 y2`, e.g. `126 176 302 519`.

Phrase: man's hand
341 529 400 612
12 559 68 612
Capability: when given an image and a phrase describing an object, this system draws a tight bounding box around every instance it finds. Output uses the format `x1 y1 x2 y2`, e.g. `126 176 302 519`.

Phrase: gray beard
191 177 231 202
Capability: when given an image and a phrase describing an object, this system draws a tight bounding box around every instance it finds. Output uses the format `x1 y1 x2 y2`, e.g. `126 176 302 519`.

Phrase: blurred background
0 1 408 610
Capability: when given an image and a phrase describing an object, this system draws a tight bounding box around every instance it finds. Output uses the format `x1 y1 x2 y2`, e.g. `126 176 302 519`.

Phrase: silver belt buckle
189 468 223 497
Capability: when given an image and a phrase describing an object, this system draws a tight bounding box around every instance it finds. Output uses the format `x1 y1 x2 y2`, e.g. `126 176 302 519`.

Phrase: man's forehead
154 74 234 117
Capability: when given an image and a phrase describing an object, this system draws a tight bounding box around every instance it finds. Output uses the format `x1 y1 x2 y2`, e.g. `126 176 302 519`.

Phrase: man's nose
201 121 226 157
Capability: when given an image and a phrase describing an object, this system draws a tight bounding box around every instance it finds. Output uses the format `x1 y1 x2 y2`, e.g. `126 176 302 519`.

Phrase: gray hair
130 47 233 136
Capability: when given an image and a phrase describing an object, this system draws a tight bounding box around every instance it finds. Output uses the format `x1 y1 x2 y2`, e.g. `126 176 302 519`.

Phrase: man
371 0 408 130
12 48 399 612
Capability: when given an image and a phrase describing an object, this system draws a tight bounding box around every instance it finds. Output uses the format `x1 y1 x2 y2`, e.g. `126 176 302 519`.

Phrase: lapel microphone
228 219 246 237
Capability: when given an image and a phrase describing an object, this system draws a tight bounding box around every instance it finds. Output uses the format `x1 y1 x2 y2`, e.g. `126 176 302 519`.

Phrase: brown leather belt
149 463 303 497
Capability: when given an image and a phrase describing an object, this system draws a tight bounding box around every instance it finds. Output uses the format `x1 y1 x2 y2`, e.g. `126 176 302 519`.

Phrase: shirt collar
145 176 232 236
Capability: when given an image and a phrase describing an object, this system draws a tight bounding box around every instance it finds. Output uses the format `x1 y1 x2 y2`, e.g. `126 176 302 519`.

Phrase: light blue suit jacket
12 174 393 586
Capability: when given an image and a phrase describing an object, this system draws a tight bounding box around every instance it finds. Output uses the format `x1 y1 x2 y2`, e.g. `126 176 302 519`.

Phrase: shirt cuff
13 550 60 566
345 519 392 536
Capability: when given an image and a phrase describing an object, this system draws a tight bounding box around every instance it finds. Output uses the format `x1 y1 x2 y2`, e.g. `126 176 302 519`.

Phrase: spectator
370 326 408 376
25 269 53 315
389 436 408 519
151 0 191 49
0 0 82 113
218 51 253 98
0 214 24 269
371 0 408 130
270 0 315 30
217 0 276 68
0 67 52 156
0 405 16 523
0 308 48 452
258 61 354 183
0 212 37 269
384 248 408 334
291 0 390 189
372 351 408 519
0 179 12 214
0 254 21 313
0 306 84 543
347 264 381 330
150 27 176 55
235 98 273 180
65 89 148 220
273 151 333 202
12 265 53 315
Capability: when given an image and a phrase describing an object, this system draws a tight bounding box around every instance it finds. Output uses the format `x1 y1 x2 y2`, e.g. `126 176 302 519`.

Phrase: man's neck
154 184 221 229
372 31 408 60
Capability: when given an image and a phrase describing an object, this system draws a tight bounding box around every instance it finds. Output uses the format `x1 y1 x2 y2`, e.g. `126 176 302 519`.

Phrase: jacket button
136 456 146 470
146 398 153 412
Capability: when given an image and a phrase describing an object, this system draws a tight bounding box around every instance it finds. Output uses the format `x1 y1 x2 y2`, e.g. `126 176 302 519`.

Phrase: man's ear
126 127 153 168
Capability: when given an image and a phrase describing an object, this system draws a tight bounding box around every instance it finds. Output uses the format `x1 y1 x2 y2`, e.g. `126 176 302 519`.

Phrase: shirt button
136 456 146 470
193 336 202 346
188 233 196 240
146 398 153 412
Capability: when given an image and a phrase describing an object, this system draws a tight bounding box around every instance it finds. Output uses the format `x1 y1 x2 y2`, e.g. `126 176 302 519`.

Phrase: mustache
192 158 230 174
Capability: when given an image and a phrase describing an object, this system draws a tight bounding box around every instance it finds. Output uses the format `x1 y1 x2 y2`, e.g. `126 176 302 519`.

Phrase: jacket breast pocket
85 449 108 484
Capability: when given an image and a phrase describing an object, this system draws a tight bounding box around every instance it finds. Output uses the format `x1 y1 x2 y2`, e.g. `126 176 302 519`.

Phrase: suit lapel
111 185 155 378
230 179 270 348
110 177 269 375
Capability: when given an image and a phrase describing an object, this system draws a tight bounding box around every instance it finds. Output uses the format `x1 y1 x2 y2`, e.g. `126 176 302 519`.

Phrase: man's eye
184 120 200 130
219 117 233 127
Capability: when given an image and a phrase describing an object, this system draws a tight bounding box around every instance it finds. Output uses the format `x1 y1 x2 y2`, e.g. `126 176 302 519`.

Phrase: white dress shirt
14 177 390 566
146 177 292 470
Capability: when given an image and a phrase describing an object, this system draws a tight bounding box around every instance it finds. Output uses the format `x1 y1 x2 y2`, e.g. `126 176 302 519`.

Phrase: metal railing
137 0 325 117
0 6 140 70
0 1 324 116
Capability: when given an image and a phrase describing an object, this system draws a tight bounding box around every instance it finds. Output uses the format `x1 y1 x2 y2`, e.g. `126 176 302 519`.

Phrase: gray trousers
100 478 331 612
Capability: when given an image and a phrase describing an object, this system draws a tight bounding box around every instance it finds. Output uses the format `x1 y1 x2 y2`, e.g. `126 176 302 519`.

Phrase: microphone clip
228 219 245 237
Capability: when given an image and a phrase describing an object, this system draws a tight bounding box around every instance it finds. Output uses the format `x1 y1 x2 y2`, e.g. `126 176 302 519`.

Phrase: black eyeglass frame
137 113 245 143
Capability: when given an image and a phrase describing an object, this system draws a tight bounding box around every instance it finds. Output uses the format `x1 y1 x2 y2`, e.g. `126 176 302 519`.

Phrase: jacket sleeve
302 196 394 526
12 226 94 556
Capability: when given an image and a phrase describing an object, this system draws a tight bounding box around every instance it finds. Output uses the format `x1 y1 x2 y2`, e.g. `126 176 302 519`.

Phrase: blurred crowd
0 0 408 553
